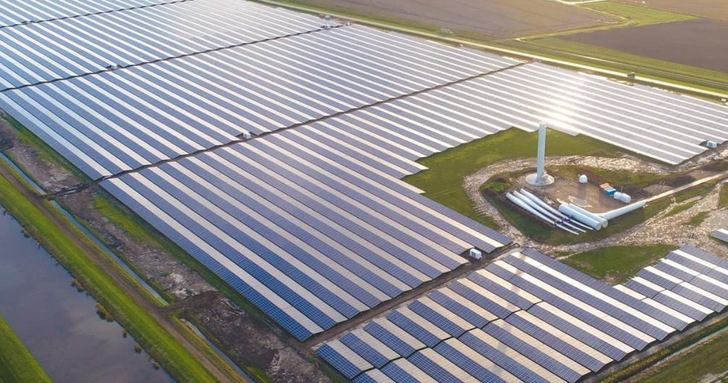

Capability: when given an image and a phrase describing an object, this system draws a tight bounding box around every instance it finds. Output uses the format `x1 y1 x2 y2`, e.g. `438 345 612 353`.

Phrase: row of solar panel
100 130 510 340
620 246 728 322
713 229 728 244
0 22 519 178
294 62 727 167
0 0 329 90
0 0 175 27
318 247 728 382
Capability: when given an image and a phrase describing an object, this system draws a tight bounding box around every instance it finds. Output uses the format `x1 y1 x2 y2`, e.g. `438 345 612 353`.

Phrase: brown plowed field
616 0 728 21
287 0 616 39
561 18 728 74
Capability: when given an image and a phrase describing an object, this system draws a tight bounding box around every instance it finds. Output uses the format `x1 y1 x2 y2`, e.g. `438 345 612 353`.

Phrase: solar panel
0 0 329 89
408 348 478 383
0 0 172 26
316 341 373 379
435 339 520 383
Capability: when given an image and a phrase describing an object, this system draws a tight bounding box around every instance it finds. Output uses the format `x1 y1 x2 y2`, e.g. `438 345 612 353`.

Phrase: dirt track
283 0 615 39
561 18 728 74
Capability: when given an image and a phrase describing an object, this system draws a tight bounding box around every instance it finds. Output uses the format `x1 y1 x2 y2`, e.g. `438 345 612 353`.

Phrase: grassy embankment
0 314 51 383
562 244 677 284
94 191 286 380
639 327 728 383
0 156 226 383
402 128 622 229
505 1 728 93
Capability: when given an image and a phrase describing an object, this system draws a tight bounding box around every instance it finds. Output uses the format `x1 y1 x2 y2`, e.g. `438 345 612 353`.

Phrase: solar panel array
713 228 728 243
0 17 520 178
619 246 728 323
100 128 511 340
0 0 176 27
0 0 330 90
307 62 727 166
318 247 728 382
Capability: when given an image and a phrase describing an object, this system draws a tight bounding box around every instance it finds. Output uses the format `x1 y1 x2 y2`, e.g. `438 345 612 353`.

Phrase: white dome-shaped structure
579 174 588 184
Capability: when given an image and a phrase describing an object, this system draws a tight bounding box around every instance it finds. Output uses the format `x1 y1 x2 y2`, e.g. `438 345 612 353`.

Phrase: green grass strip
641 326 728 382
0 172 219 383
562 244 677 284
0 314 51 383
582 1 694 27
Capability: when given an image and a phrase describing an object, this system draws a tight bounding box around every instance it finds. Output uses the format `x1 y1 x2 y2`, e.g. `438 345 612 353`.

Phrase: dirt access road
283 0 615 39
0 164 240 383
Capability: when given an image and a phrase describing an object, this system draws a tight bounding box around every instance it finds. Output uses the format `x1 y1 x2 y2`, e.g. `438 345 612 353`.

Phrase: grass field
507 1 728 92
402 128 622 229
582 1 694 27
0 314 51 383
641 328 728 383
0 168 222 383
562 244 676 284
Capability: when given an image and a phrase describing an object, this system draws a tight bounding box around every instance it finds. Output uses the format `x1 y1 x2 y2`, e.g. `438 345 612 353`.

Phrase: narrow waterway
0 206 173 383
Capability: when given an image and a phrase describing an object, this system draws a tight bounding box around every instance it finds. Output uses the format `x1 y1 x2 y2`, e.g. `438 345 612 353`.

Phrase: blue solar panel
316 344 367 379
102 180 317 340
428 290 494 328
408 351 464 383
623 279 660 298
504 256 668 340
215 147 443 280
434 342 507 383
651 292 708 321
681 246 728 270
637 269 681 290
506 314 605 372
482 323 581 382
670 285 724 312
448 281 517 319
492 263 649 350
690 277 728 300
408 300 473 337
713 230 728 244
459 331 550 383
653 261 697 283
666 252 715 275
142 168 361 318
387 310 448 347
364 321 424 358
380 361 423 383
527 304 628 361
340 333 392 369
189 153 420 292
467 272 536 310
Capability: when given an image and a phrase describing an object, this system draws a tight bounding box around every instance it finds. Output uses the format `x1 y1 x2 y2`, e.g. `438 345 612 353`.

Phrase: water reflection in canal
0 207 173 383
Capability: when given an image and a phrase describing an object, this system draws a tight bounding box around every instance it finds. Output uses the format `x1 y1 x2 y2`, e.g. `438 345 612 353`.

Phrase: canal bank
0 154 243 382
0 206 172 382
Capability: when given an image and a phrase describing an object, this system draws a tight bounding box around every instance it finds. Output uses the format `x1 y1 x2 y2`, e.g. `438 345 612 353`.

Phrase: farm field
281 0 616 39
561 18 728 74
616 0 728 22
